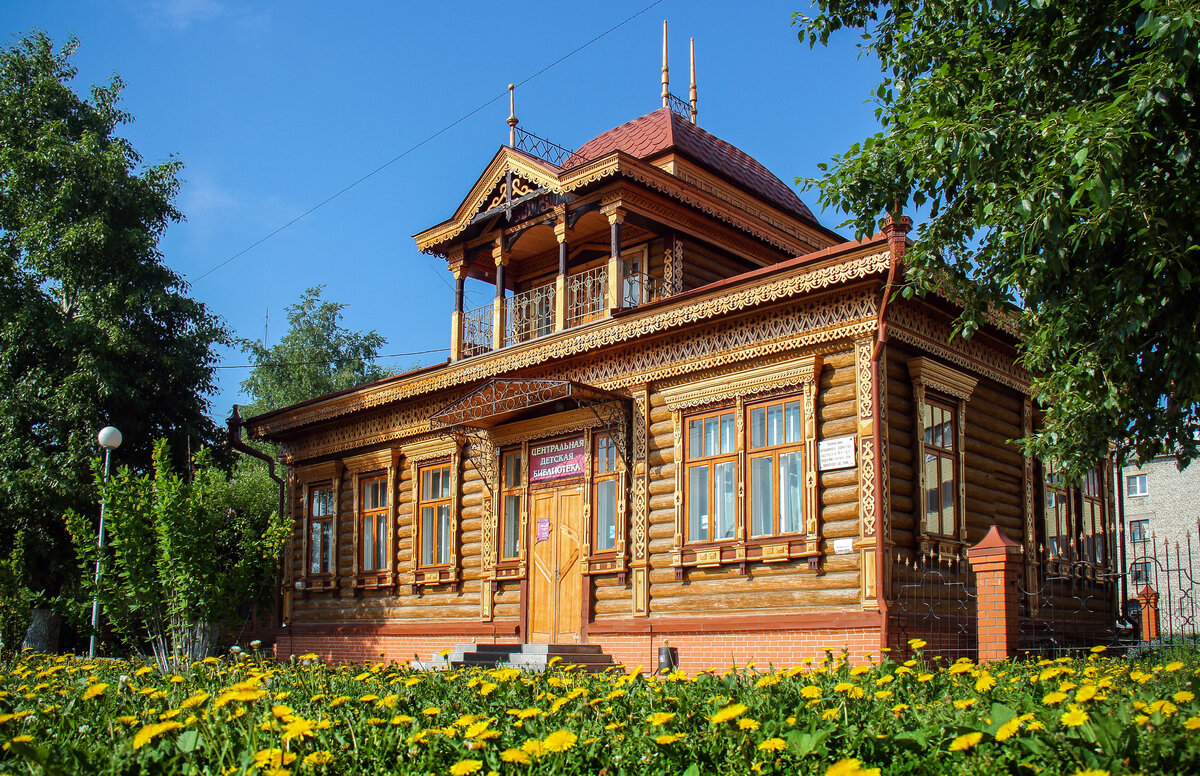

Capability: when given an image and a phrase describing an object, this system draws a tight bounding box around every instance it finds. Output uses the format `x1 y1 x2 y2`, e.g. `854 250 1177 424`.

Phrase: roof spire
689 37 698 125
661 20 670 109
507 84 518 147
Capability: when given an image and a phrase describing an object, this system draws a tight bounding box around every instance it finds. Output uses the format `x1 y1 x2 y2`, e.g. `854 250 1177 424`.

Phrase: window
1043 467 1072 559
1129 518 1152 586
746 397 804 537
418 463 452 567
1131 560 1152 585
921 399 958 537
593 434 619 551
1130 518 1149 545
500 451 521 562
685 408 737 543
308 486 335 575
1126 473 1148 497
1080 467 1106 564
359 476 388 572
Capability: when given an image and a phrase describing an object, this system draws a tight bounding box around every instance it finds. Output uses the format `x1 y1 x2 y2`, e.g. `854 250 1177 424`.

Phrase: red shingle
567 108 816 224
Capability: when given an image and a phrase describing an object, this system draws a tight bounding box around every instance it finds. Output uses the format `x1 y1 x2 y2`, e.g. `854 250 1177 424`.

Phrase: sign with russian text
818 435 857 471
529 436 586 482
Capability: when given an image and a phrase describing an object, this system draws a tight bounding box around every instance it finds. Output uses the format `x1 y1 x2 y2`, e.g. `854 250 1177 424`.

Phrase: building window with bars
308 485 335 576
358 475 388 572
418 463 453 567
1080 467 1108 565
921 398 958 538
593 434 620 551
685 408 737 543
1129 517 1151 584
500 451 522 562
746 396 804 537
1043 466 1073 559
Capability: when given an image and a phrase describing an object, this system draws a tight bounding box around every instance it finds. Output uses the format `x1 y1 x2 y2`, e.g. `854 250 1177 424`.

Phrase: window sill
413 566 458 588
353 572 395 593
584 553 625 575
670 537 817 575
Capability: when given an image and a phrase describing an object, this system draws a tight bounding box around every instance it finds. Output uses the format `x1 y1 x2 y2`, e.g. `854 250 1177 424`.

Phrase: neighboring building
1121 456 1200 635
237 82 1121 668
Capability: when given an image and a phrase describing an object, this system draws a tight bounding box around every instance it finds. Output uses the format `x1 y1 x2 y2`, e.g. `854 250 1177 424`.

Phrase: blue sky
0 1 886 421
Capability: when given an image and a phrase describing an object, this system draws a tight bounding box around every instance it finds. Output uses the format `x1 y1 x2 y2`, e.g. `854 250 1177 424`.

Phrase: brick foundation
274 628 523 665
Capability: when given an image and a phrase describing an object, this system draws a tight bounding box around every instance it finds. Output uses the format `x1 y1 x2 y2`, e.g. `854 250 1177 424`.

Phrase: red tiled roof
568 108 816 225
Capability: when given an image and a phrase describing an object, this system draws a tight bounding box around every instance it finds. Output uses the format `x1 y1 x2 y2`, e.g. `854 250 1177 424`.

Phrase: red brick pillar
967 526 1024 662
1136 585 1160 640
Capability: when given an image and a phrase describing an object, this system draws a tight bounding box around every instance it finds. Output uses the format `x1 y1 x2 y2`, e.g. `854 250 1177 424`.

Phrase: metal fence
889 549 978 661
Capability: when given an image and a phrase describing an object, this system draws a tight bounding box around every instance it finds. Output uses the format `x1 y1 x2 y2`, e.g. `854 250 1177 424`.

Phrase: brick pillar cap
1136 585 1158 601
967 526 1023 561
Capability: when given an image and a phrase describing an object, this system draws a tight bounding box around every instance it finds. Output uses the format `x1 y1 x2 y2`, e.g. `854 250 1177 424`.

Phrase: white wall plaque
833 537 855 555
818 435 857 471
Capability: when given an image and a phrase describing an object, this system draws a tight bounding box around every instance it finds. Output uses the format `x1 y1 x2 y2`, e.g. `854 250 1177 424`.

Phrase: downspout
227 405 288 628
874 213 912 651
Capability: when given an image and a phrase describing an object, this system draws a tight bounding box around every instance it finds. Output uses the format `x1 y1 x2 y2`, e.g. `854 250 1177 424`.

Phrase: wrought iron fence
1017 554 1126 657
1126 524 1199 642
461 303 494 358
889 549 978 662
514 127 584 168
505 282 555 346
566 265 607 328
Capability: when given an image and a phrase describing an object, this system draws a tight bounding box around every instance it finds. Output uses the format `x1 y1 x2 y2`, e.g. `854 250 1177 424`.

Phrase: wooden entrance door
528 484 583 643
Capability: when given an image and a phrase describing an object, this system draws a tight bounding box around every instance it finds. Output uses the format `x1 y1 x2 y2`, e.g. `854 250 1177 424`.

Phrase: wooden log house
240 70 1120 669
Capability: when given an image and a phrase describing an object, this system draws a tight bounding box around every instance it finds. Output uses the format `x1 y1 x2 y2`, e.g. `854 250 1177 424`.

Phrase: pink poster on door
529 436 586 483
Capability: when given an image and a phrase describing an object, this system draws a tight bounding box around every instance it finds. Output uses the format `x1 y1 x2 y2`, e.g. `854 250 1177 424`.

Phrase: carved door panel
527 485 583 643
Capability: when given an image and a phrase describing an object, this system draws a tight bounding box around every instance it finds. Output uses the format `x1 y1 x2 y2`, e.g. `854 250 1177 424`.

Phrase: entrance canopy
430 378 626 430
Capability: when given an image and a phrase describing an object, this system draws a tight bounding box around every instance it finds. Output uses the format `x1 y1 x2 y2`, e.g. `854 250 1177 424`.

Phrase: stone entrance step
416 643 616 673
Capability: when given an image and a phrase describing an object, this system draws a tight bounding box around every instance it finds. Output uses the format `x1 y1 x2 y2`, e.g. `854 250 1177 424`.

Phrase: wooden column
555 212 568 332
492 240 507 351
967 526 1023 662
605 209 624 315
450 265 466 361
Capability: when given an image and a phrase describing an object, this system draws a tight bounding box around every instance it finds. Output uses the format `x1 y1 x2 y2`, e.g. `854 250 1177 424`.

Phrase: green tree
0 31 227 599
239 285 388 417
795 0 1200 476
65 440 287 665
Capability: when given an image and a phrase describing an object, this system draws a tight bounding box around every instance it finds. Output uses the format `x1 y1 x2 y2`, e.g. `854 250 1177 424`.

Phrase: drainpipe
227 405 287 628
873 212 912 652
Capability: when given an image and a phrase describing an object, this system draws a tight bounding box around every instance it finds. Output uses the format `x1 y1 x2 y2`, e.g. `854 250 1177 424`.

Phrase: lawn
1 642 1197 775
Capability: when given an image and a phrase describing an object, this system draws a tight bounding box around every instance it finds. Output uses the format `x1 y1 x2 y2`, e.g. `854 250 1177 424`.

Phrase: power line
190 0 665 283
213 347 449 370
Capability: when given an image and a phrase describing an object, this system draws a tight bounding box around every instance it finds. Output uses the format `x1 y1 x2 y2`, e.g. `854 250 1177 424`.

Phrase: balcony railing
505 281 555 346
566 265 608 329
461 303 494 358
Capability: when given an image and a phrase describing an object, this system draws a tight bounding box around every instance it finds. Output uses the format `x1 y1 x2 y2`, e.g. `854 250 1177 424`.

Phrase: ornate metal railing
566 265 608 328
667 92 692 120
889 549 978 661
505 281 555 346
514 127 585 168
461 303 494 358
624 275 670 309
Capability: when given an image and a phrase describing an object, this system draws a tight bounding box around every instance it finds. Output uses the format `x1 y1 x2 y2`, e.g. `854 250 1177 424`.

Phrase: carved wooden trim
629 386 650 618
489 407 604 447
343 449 395 473
295 461 341 482
855 337 879 607
658 353 823 411
890 302 1028 392
909 358 976 551
908 357 980 401
408 444 462 588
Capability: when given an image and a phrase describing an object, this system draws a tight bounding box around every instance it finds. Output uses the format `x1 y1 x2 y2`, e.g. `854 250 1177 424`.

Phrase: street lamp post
89 426 122 659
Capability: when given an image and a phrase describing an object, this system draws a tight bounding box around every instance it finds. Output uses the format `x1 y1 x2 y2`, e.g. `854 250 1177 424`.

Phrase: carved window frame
662 353 824 572
498 448 523 565
296 460 343 594
744 392 807 539
345 449 400 593
404 439 461 588
680 405 739 547
591 432 621 554
909 357 977 557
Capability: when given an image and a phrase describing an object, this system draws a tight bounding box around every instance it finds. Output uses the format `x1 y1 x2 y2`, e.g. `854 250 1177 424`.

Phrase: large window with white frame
1126 473 1148 497
746 396 805 537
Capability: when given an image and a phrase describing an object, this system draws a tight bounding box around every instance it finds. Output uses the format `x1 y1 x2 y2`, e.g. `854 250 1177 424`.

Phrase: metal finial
689 37 697 124
507 84 518 148
661 20 670 108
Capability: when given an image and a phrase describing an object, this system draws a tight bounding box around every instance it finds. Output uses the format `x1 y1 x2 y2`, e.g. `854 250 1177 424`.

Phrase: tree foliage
795 0 1200 476
65 440 287 666
239 285 388 417
0 31 226 590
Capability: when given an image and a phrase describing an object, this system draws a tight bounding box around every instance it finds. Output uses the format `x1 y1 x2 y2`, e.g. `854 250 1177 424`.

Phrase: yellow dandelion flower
303 750 334 766
949 732 982 752
918 674 935 683
1183 716 1200 730
1061 707 1090 727
737 718 760 730
464 719 493 739
519 739 545 758
449 759 483 775
891 703 909 713
180 692 210 709
1075 685 1098 702
758 738 787 751
134 667 153 677
801 686 821 699
975 674 996 692
282 718 317 742
709 702 749 724
1042 692 1068 706
821 708 839 720
953 699 976 709
647 712 676 727
1165 661 1185 672
541 729 577 752
654 733 683 745
213 689 265 708
116 716 139 725
500 749 531 764
995 718 1021 741
1071 770 1109 776
132 720 184 750
948 663 973 675
82 683 107 700
908 638 927 650
1173 691 1195 703
825 758 882 776
422 707 441 716
168 675 185 684
358 694 379 703
850 665 871 676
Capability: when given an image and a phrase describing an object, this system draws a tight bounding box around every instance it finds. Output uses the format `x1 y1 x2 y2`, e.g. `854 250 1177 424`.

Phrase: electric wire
213 347 449 370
